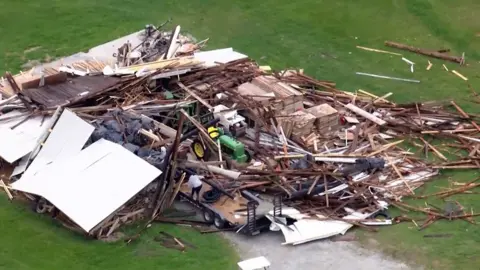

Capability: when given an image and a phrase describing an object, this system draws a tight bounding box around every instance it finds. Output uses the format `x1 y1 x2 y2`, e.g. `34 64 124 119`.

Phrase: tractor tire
191 139 210 160
203 209 214 224
245 150 253 163
202 188 222 203
373 211 391 220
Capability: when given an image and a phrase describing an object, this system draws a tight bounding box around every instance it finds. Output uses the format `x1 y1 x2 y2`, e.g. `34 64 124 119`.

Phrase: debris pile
0 23 479 244
90 109 167 167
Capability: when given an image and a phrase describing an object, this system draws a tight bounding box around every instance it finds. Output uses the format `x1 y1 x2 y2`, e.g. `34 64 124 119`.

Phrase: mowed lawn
0 197 238 270
1 0 480 269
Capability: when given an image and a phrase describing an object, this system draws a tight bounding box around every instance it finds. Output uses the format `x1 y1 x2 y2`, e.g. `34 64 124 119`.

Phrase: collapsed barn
0 23 479 244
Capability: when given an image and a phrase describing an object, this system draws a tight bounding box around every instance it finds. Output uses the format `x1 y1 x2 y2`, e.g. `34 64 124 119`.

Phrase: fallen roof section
20 109 94 180
12 139 162 232
0 111 52 163
21 76 121 109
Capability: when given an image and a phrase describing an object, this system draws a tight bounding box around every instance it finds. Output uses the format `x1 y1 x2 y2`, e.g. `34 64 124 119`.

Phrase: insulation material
12 139 162 232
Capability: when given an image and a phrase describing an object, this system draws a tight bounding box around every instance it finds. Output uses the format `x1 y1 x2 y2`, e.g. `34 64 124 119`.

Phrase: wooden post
151 114 185 218
385 41 463 64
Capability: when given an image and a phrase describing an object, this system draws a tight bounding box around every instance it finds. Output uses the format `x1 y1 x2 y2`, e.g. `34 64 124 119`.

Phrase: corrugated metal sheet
22 76 120 108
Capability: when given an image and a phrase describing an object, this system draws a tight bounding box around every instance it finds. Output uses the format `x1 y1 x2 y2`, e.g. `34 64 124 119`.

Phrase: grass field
1 0 480 269
0 197 238 270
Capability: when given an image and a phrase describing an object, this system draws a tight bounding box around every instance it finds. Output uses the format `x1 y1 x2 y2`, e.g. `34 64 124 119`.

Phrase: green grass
0 197 238 270
359 169 480 269
1 0 480 269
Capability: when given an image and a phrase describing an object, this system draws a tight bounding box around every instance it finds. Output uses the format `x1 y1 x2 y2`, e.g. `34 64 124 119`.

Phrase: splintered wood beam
385 154 414 195
307 176 320 195
367 140 404 157
177 82 213 110
344 103 387 125
385 41 463 64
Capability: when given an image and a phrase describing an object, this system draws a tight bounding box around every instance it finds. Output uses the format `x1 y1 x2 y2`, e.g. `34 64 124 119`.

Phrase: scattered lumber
0 23 479 246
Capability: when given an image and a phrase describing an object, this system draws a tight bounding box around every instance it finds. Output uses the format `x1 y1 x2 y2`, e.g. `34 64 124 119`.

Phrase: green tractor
191 127 251 163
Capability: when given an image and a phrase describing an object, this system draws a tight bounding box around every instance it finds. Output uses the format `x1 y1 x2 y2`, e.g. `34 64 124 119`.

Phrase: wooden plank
166 25 181 59
139 129 161 142
21 72 67 89
106 218 120 237
373 92 393 104
358 89 395 104
419 137 448 161
179 109 218 149
344 116 359 124
450 101 480 132
167 173 186 207
457 135 480 144
356 46 402 56
0 180 13 200
385 154 414 194
177 82 213 110
367 140 404 157
452 70 468 81
344 103 386 125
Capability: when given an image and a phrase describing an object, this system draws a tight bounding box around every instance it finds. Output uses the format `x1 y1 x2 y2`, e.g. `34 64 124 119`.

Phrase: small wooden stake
426 61 433 70
419 137 448 161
